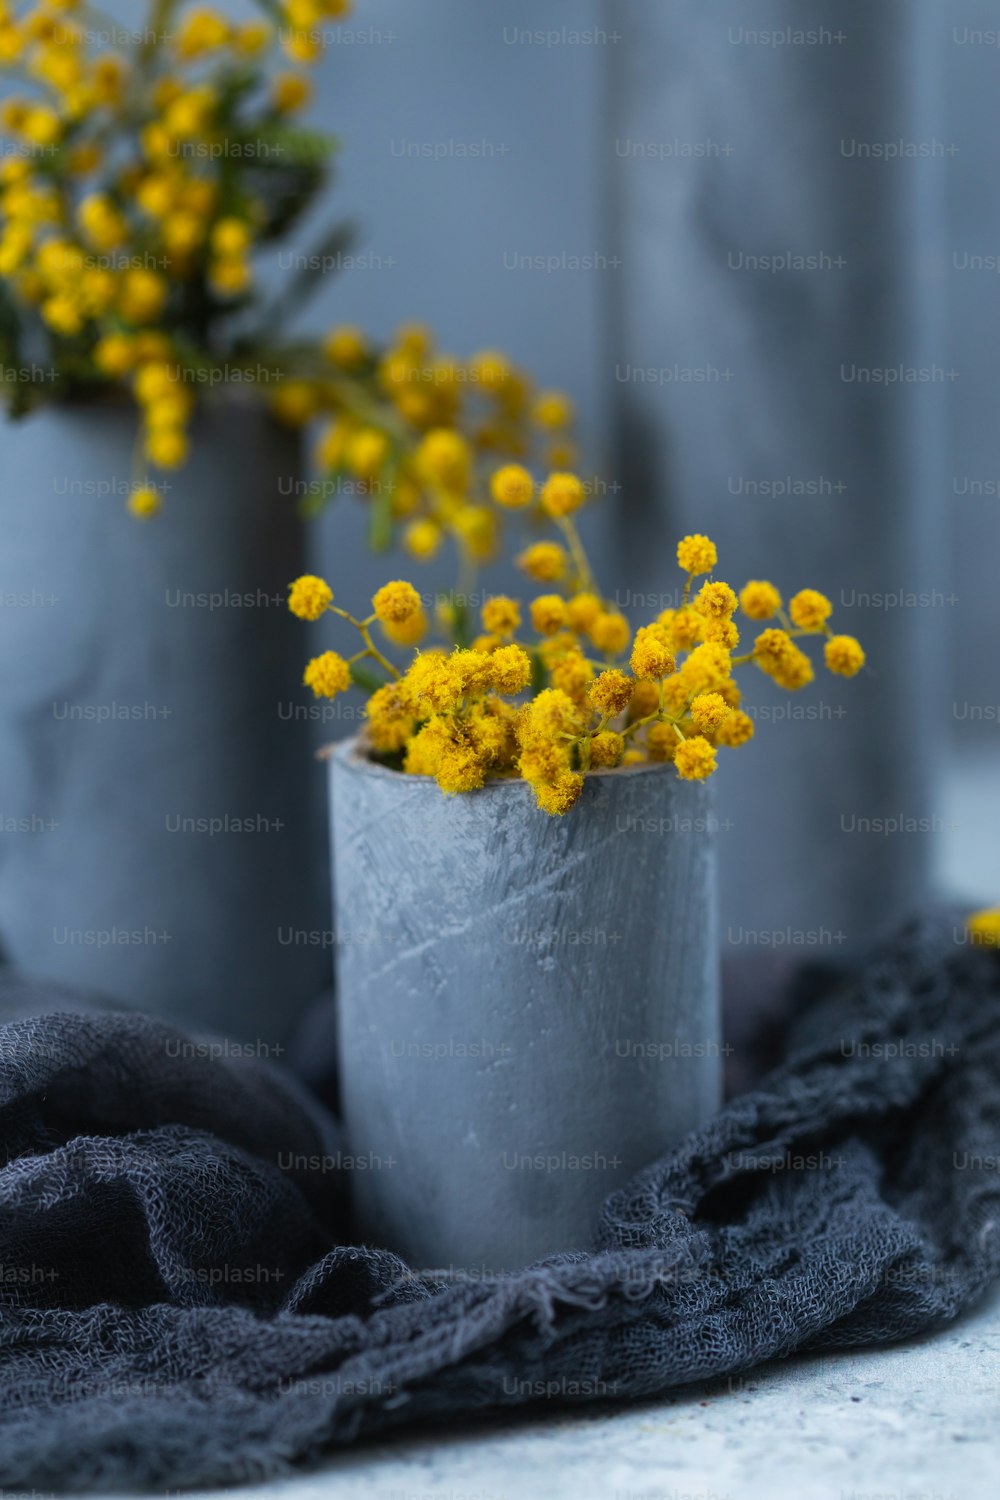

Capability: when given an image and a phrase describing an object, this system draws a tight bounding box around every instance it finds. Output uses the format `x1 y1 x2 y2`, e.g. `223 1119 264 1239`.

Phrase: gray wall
5 1 992 715
5 1 995 938
948 3 1000 736
605 0 949 950
289 0 610 608
300 0 992 760
288 0 605 431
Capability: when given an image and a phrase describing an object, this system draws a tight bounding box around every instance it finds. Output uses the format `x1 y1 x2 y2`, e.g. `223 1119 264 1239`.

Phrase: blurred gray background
288 0 998 929
3 0 997 1003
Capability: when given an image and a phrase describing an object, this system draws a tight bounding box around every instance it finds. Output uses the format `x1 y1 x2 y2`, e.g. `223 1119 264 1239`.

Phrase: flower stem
329 605 399 679
359 627 400 681
555 513 597 596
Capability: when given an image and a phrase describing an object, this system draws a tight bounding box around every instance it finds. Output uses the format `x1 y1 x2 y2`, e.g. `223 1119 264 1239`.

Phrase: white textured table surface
95 1284 1000 1500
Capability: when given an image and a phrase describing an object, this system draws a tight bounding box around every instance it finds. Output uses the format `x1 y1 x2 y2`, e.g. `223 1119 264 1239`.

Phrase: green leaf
252 220 357 341
238 124 337 171
367 487 394 553
349 663 387 694
298 478 340 521
451 597 473 650
530 648 547 695
248 163 327 241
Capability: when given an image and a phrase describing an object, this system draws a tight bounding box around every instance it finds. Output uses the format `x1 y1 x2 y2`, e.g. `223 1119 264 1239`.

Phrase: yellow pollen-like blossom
754 629 814 690
404 519 442 561
824 634 865 677
303 650 351 699
346 428 389 480
381 608 428 647
702 618 740 649
662 607 702 651
417 427 471 490
288 575 333 620
589 611 631 656
967 908 1000 948
481 595 521 637
630 624 676 681
530 594 569 636
372 580 422 625
789 588 833 632
551 651 594 702
717 710 754 748
517 541 567 582
679 642 732 695
676 533 717 575
695 580 738 621
646 722 679 763
674 736 717 781
404 654 466 714
323 324 367 368
489 462 534 509
539 470 584 517
532 772 584 816
272 71 312 112
127 486 161 519
489 644 533 695
364 683 416 751
590 669 633 717
689 692 732 734
740 580 782 621
145 426 188 469
566 592 602 633
211 217 252 257
532 390 574 429
589 730 623 768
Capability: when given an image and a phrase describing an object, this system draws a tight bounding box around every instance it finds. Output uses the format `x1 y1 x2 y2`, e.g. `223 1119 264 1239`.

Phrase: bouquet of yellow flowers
289 469 867 814
0 0 345 445
0 0 578 536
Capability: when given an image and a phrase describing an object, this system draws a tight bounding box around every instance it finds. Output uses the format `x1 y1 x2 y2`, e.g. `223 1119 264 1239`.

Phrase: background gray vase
0 397 329 1043
330 739 720 1271
607 0 944 957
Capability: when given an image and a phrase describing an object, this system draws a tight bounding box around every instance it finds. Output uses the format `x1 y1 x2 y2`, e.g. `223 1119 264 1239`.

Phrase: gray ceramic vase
330 738 721 1271
0 397 329 1043
606 0 941 953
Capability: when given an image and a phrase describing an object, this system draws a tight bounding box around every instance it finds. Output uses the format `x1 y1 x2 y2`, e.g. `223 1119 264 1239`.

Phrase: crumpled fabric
0 914 997 1492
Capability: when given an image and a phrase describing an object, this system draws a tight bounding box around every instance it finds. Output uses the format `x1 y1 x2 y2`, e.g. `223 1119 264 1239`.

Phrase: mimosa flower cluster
0 0 575 526
289 474 866 814
293 329 578 569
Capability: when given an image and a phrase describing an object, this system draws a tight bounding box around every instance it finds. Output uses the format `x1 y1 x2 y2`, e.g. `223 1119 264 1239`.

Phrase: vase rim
328 733 685 794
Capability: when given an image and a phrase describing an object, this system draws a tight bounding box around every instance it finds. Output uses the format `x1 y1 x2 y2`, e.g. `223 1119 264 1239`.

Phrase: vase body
330 739 720 1271
606 0 945 956
0 398 328 1043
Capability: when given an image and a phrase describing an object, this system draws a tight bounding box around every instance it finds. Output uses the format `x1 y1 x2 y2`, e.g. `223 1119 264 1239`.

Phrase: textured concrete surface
88 1284 1000 1500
